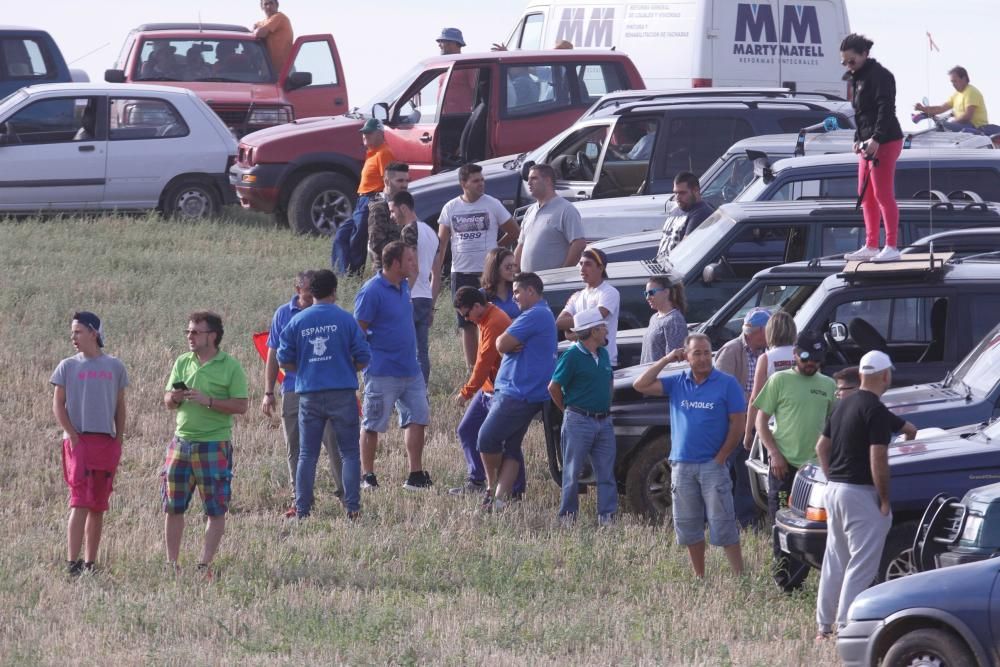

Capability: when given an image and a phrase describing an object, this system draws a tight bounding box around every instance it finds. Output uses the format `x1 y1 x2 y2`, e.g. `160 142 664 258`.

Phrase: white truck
503 0 851 96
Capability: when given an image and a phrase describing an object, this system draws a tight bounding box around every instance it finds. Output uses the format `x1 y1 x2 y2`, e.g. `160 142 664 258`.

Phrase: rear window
109 98 189 140
1 38 53 79
502 64 573 118
574 63 626 104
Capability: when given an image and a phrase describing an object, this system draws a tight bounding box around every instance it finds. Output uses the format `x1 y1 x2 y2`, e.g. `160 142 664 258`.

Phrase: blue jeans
477 391 539 493
332 194 369 274
457 390 525 494
558 409 617 518
728 446 759 528
412 297 433 385
296 389 361 516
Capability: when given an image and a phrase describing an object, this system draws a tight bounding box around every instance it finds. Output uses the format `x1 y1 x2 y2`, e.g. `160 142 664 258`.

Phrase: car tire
882 628 975 667
287 172 356 236
624 436 671 523
878 521 918 583
162 179 221 220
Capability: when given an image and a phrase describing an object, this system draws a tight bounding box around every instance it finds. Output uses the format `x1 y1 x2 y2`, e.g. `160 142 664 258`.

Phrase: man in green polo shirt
162 311 248 578
548 308 616 524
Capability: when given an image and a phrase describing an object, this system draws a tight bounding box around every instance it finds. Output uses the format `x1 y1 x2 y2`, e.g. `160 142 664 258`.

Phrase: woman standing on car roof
842 33 905 263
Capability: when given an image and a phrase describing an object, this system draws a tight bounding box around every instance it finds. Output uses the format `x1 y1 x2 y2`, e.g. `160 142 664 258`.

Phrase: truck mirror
702 263 719 285
285 71 312 91
371 103 389 122
520 160 536 181
104 69 126 84
828 321 848 343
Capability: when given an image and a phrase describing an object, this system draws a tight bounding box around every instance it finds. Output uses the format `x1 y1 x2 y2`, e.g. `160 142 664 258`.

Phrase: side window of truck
503 64 571 117
895 168 1000 201
574 64 626 104
1 38 52 79
769 176 856 201
395 70 447 126
659 116 754 180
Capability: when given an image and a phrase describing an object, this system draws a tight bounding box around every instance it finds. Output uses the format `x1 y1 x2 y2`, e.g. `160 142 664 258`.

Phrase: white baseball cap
571 308 605 333
859 350 895 375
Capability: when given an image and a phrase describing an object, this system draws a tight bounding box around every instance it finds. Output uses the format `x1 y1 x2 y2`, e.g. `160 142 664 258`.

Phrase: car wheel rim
647 459 672 517
904 655 943 667
309 190 352 235
175 188 211 219
884 547 915 580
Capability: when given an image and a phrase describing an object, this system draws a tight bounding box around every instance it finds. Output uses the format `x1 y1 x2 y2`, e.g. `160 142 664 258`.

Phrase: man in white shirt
391 191 440 385
432 163 520 367
556 247 621 366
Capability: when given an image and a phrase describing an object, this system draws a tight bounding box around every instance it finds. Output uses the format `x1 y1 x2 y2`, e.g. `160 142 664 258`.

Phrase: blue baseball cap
436 28 466 47
742 308 771 331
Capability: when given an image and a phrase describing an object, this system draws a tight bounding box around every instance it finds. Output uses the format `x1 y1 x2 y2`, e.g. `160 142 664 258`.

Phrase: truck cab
0 26 86 98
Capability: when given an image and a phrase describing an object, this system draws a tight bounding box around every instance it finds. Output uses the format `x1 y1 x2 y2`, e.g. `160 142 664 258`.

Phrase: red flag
926 32 940 52
252 331 284 383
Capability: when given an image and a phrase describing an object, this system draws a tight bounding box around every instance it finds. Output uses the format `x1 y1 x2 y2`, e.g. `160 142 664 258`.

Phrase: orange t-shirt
358 143 395 194
255 12 293 74
461 303 513 399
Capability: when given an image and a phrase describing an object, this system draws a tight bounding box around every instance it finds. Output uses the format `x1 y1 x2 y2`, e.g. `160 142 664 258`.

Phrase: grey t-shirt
519 196 585 273
640 309 688 364
50 353 128 437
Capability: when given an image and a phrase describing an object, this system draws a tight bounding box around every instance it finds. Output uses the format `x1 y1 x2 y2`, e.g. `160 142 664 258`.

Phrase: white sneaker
872 246 901 262
844 246 879 261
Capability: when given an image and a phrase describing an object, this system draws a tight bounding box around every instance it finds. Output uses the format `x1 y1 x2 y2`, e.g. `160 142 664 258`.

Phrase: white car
0 83 237 217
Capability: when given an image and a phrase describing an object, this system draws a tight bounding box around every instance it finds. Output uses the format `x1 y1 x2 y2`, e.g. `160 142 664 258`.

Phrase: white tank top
766 345 796 376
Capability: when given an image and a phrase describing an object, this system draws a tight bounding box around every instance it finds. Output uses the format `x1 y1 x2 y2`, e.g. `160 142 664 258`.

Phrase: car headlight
248 107 293 125
806 483 827 522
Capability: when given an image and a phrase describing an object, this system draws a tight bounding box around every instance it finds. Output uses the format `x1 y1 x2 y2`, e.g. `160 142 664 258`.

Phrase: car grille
789 473 813 513
211 105 249 127
641 259 668 274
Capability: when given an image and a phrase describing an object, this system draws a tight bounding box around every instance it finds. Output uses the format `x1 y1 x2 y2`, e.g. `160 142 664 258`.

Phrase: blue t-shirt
277 303 371 393
266 294 305 394
660 368 747 463
482 287 520 321
493 302 557 403
354 272 421 377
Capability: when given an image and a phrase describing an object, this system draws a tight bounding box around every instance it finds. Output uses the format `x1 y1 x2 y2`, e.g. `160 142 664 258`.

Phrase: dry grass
0 212 837 665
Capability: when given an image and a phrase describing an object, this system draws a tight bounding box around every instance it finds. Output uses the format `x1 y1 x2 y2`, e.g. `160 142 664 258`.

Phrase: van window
503 64 572 117
659 116 754 179
895 168 1000 201
519 13 545 49
768 176 857 201
110 98 189 140
289 40 338 85
2 38 52 79
575 64 626 103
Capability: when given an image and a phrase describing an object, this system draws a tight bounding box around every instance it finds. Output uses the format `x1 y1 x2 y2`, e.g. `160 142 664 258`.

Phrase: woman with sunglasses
639 276 688 364
480 247 520 321
841 33 905 263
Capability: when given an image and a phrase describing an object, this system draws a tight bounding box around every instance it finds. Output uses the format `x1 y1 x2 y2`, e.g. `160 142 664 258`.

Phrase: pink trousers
858 138 903 248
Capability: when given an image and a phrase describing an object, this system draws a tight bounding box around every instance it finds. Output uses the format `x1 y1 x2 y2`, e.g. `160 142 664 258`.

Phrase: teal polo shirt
551 342 613 413
166 350 248 442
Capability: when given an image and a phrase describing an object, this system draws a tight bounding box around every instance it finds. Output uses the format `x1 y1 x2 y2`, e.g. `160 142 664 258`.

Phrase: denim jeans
728 445 760 528
558 410 617 518
281 390 341 495
412 297 433 385
457 390 525 494
477 392 539 494
332 194 369 274
296 389 361 516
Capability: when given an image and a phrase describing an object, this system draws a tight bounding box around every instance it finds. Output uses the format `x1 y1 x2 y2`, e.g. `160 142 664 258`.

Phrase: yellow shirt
358 143 395 194
950 84 989 127
254 12 293 74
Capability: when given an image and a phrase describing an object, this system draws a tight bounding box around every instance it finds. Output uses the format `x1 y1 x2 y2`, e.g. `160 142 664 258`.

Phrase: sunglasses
841 57 858 67
644 288 666 298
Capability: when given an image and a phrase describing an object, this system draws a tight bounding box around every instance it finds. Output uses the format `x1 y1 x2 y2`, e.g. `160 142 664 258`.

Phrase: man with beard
657 172 715 261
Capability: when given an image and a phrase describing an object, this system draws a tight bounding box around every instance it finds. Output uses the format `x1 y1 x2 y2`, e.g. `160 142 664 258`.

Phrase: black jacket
849 58 904 144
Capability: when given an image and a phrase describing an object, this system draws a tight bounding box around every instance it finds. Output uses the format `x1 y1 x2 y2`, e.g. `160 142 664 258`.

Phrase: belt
80 431 113 436
566 405 610 419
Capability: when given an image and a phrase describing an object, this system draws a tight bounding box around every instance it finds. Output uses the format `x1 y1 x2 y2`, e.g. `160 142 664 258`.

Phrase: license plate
778 531 790 554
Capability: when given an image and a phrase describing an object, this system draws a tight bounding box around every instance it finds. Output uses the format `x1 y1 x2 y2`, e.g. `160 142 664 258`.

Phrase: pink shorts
62 434 122 511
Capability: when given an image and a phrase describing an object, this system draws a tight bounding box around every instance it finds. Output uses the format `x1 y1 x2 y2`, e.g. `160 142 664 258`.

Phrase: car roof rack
807 253 849 267
595 88 845 108
614 98 845 116
134 23 252 33
839 253 954 283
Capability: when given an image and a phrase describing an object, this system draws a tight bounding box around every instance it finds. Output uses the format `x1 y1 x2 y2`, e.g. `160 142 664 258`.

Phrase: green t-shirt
551 343 613 413
166 350 248 442
752 369 835 467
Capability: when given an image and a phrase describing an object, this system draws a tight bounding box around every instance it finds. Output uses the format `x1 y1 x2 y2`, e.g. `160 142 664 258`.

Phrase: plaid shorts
160 437 233 516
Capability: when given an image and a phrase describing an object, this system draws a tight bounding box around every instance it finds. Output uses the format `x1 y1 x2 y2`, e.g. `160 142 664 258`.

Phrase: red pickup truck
230 50 643 233
105 23 347 136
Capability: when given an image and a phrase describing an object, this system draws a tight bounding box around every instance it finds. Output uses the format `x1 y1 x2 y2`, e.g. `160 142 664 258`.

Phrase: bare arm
633 355 671 396
815 434 832 477
756 409 789 480
164 389 185 410
498 217 520 247
899 421 917 441
744 354 768 448
548 380 565 411
431 226 450 302
556 310 575 332
263 348 281 415
714 412 747 465
114 389 126 442
514 241 524 268
870 444 891 515
562 238 587 267
53 385 79 445
914 101 952 115
182 389 249 416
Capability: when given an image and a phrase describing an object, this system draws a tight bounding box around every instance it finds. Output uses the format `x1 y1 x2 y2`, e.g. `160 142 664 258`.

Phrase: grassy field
0 212 838 665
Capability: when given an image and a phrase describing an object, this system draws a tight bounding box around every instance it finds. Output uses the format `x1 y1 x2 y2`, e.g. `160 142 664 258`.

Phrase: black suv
408 89 853 231
540 199 1000 330
558 250 1000 519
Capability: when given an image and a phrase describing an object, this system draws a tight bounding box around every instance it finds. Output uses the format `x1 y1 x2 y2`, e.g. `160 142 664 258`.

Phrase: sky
5 0 999 130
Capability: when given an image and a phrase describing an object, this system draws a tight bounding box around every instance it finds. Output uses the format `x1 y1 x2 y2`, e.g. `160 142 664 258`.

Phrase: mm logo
556 7 615 48
734 3 825 57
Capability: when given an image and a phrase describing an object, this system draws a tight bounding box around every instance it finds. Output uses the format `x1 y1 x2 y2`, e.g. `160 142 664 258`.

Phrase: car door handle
576 191 590 200
334 97 344 105
78 145 95 152
419 133 432 143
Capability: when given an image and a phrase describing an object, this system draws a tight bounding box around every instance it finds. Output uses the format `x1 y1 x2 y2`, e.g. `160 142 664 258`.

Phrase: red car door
280 35 348 119
382 65 453 180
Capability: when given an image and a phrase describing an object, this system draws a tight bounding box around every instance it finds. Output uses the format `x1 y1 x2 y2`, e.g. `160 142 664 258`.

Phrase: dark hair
529 163 556 186
390 190 415 210
295 269 316 290
647 275 687 315
453 285 487 310
458 163 483 183
513 271 543 295
833 366 861 387
188 311 224 347
673 171 700 190
382 240 409 269
385 161 409 174
840 33 873 54
480 247 514 298
948 66 969 81
683 332 711 349
309 269 338 299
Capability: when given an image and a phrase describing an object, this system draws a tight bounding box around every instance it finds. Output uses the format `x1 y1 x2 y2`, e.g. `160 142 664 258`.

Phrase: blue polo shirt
354 272 421 377
267 294 305 394
494 301 557 403
482 288 520 321
661 368 746 463
277 303 371 393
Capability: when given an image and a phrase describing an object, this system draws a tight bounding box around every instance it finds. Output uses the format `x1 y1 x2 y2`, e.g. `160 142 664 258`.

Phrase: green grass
0 213 837 665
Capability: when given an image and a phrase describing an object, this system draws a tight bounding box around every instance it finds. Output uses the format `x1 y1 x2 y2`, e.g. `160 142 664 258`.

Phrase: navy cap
436 27 466 46
795 330 827 360
73 311 104 347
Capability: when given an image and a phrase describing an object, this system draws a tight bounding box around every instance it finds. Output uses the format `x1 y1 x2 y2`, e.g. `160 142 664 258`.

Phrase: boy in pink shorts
51 312 128 575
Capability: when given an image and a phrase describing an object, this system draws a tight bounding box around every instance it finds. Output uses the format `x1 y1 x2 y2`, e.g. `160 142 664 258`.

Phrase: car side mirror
520 159 536 182
371 103 389 122
702 263 719 285
285 71 312 91
829 321 848 343
104 69 126 84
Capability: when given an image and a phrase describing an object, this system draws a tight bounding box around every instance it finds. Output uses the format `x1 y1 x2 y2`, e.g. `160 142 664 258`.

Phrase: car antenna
198 12 203 32
67 42 110 66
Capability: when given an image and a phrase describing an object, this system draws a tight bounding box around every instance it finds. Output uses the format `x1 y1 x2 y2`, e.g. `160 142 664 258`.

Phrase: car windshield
791 277 834 331
0 89 27 117
700 155 758 208
950 324 1000 396
135 38 274 83
359 63 427 117
982 418 1000 441
665 209 734 277
700 280 820 336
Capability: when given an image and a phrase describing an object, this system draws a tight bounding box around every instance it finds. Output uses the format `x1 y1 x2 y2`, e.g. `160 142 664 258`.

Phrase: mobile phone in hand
172 381 188 391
